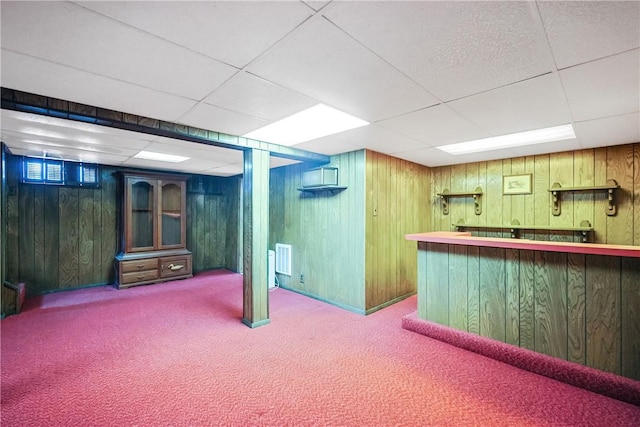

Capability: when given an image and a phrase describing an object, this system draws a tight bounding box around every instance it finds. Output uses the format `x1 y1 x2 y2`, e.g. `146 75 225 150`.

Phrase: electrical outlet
300 273 304 283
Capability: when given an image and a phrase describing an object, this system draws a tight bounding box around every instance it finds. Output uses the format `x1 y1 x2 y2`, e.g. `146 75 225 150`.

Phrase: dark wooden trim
1 87 331 164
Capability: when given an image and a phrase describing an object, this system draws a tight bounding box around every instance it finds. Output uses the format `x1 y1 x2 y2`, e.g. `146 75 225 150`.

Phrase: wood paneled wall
430 143 640 245
186 175 241 273
270 151 366 312
365 150 431 312
418 242 640 380
3 153 240 302
270 150 431 313
5 157 118 295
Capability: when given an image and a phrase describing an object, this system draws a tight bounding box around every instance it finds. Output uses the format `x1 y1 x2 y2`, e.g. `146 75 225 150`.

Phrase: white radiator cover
275 244 292 276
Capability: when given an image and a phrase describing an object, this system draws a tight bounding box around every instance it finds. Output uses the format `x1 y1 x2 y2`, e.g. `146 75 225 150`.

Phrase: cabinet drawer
120 258 158 273
160 255 192 278
122 269 159 284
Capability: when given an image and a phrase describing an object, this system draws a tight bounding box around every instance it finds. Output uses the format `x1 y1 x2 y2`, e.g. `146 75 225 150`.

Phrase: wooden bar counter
405 231 640 381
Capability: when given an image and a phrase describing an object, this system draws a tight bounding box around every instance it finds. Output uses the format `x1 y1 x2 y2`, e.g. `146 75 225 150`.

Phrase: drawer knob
167 263 184 271
136 264 145 269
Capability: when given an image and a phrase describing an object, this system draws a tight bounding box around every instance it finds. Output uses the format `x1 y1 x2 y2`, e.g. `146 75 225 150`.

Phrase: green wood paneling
99 168 117 284
534 251 568 360
505 248 520 346
519 249 535 351
621 257 640 380
448 245 467 330
269 151 366 312
586 254 621 375
567 253 587 365
18 184 35 288
467 246 480 335
33 186 45 290
43 187 60 289
416 241 428 319
186 175 241 273
479 247 505 341
425 242 449 325
416 242 639 380
58 187 79 287
78 188 94 285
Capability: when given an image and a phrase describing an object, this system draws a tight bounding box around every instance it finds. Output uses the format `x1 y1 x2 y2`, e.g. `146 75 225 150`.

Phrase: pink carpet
2 270 639 426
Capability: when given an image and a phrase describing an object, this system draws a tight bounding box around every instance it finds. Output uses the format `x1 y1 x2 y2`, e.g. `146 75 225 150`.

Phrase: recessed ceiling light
436 124 576 155
243 104 369 146
134 151 189 163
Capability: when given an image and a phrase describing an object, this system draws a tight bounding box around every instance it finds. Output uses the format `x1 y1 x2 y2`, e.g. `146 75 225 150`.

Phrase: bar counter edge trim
405 232 640 258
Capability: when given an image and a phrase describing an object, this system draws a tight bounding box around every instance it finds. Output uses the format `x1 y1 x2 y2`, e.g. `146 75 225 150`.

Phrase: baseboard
278 285 365 315
365 291 416 315
41 282 111 295
241 318 271 328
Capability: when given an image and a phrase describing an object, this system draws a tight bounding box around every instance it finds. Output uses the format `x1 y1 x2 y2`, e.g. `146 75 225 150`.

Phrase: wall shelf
297 185 347 195
547 179 620 217
436 187 483 215
453 219 593 242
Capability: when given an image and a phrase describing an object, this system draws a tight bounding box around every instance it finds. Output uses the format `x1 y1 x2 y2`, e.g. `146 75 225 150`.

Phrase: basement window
21 157 100 188
23 157 63 184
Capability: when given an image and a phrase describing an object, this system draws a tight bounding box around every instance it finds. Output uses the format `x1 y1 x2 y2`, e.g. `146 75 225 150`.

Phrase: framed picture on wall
503 174 532 195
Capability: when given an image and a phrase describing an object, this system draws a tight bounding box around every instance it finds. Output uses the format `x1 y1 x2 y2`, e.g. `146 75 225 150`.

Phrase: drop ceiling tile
574 113 640 149
377 104 490 148
270 157 300 169
246 16 439 122
145 139 244 164
391 147 463 168
323 1 552 101
509 139 581 157
121 157 189 172
8 144 129 165
1 1 237 100
1 129 142 158
560 49 640 122
204 164 244 177
1 50 198 122
448 73 572 135
1 110 154 143
178 102 269 137
77 1 313 68
292 138 362 156
0 123 150 153
538 1 640 69
203 72 316 121
299 124 427 156
302 1 331 12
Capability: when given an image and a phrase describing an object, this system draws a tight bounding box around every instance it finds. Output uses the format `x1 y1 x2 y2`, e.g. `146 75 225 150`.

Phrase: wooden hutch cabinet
115 171 192 289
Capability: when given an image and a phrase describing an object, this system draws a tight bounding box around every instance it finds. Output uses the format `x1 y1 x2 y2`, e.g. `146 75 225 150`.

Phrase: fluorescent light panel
134 151 189 163
243 104 369 146
436 124 576 155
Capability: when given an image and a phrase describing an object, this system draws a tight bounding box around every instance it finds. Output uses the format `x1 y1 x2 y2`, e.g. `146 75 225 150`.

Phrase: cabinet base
115 250 192 289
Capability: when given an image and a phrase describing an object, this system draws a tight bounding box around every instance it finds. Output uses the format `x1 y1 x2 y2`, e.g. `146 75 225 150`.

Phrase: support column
242 148 270 328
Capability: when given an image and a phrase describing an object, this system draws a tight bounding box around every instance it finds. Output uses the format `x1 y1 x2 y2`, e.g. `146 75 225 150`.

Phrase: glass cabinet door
130 179 155 251
160 182 183 247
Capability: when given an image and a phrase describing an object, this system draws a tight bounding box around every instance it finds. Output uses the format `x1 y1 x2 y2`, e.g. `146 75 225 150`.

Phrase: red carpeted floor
2 270 639 426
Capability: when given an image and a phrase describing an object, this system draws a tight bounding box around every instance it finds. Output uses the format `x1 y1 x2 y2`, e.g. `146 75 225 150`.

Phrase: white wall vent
275 244 292 276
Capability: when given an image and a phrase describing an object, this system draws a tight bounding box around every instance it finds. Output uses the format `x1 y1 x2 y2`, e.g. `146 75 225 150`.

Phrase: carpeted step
402 311 640 407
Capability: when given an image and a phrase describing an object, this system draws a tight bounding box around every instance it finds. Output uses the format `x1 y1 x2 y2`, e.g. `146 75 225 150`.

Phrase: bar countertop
405 231 640 258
